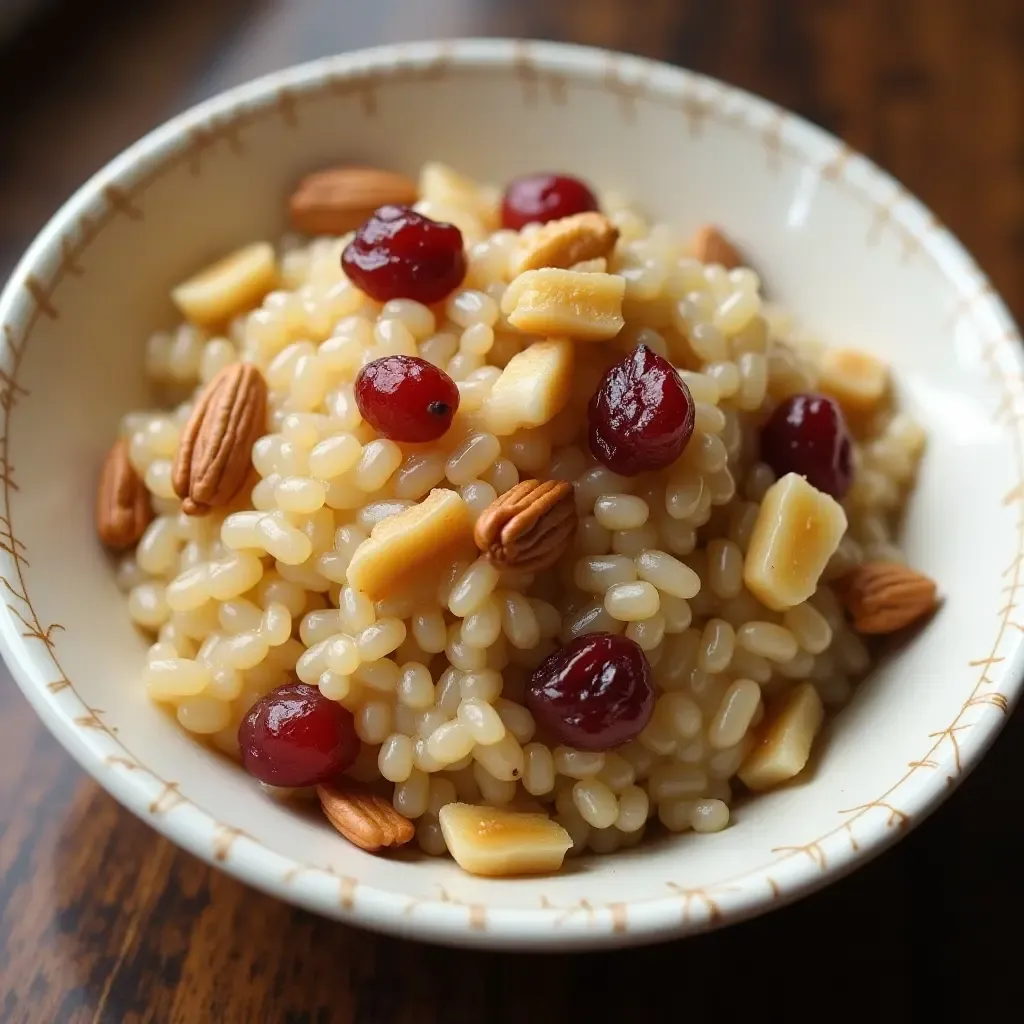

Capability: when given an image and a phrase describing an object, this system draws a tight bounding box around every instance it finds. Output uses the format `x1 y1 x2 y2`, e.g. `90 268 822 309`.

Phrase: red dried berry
526 633 654 752
341 205 466 304
355 354 460 443
500 173 600 230
238 682 360 788
760 393 854 499
588 345 695 476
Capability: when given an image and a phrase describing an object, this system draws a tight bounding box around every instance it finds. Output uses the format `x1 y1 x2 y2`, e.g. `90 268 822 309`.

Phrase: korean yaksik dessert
97 164 937 877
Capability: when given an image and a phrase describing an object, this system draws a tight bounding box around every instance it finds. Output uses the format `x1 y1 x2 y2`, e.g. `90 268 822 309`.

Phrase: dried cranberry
238 682 360 788
760 393 854 499
355 355 460 443
526 633 654 751
341 205 466 304
500 173 600 230
587 345 695 476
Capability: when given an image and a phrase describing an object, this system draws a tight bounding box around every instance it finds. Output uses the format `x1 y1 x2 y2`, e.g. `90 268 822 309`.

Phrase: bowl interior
1 41 1021 948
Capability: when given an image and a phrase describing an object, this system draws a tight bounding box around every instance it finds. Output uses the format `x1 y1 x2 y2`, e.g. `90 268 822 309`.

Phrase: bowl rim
1 37 1023 950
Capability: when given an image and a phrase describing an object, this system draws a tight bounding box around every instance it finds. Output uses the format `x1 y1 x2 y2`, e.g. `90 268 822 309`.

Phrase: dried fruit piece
171 242 277 328
289 166 418 236
482 338 574 436
690 224 743 269
501 268 625 341
474 479 577 572
501 173 599 230
526 633 654 751
760 393 854 499
419 162 498 232
510 211 619 276
743 473 848 611
96 437 153 550
342 205 466 304
173 363 268 516
841 561 938 634
588 344 695 475
346 488 475 600
239 682 360 787
818 348 890 414
317 781 415 852
738 682 824 791
439 803 573 876
355 355 460 442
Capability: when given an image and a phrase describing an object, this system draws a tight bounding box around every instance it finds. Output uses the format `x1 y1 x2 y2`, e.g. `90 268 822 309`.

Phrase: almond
840 561 938 634
474 479 577 573
317 781 415 852
510 212 620 276
690 224 743 269
96 437 153 550
289 166 418 236
173 364 267 516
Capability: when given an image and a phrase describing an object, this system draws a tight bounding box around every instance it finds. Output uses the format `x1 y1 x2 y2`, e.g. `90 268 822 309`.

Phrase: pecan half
317 781 415 852
289 166 418 236
840 561 939 634
690 224 743 269
96 437 153 550
173 364 267 516
474 479 577 573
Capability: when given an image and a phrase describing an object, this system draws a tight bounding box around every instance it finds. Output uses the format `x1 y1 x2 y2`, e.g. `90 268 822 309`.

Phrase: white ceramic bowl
1 39 1021 951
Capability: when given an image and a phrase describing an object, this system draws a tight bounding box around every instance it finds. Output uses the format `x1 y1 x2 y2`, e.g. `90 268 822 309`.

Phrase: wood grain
1 0 1022 1020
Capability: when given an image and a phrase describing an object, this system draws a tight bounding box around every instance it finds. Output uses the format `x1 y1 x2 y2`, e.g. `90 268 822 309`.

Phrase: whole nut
289 166 418 236
690 224 743 270
474 479 577 573
173 363 267 516
840 561 938 634
96 437 153 550
317 781 415 852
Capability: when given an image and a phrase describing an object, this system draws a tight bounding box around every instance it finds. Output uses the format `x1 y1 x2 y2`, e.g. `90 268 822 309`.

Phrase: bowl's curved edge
1 37 1023 950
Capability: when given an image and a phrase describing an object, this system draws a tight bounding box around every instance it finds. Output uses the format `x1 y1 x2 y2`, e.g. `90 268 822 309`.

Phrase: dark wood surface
1 1 1022 1021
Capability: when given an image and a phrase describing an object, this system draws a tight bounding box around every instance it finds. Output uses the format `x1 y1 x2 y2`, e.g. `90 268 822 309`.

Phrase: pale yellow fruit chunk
501 268 625 341
819 348 890 413
346 488 475 601
439 803 573 877
419 162 499 226
171 242 277 328
743 473 848 611
738 683 824 791
416 162 498 241
482 338 574 436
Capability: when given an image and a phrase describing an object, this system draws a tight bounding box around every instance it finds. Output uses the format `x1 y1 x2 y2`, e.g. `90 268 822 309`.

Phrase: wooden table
2 1 1022 1020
